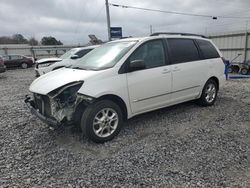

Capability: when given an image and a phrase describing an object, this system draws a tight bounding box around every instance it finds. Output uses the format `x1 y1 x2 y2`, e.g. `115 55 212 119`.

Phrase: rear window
196 39 220 59
167 39 200 64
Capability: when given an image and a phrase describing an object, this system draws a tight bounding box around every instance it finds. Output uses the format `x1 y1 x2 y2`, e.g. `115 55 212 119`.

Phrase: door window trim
118 39 170 74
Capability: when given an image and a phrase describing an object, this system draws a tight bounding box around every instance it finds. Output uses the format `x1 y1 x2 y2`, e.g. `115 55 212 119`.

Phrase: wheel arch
208 76 219 90
97 94 128 120
20 61 28 65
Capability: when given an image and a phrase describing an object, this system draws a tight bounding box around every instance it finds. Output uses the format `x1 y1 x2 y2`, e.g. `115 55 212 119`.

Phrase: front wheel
81 100 123 143
197 79 218 106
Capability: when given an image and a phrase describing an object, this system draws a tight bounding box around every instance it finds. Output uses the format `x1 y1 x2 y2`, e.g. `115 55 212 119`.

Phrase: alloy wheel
205 83 216 103
92 108 119 138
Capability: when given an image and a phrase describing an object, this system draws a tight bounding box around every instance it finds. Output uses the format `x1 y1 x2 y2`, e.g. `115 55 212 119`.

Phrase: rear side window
196 39 220 59
167 39 200 64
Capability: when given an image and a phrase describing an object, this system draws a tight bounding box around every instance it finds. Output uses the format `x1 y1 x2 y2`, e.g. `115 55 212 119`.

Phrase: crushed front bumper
24 95 60 128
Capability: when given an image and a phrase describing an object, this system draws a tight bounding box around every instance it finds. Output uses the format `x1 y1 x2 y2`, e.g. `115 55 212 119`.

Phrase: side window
10 56 15 60
75 49 92 58
129 40 166 69
167 39 200 64
10 55 21 60
196 39 220 59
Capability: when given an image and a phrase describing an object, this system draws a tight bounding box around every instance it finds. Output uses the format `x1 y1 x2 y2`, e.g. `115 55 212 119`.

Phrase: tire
197 79 218 106
227 67 233 73
80 100 123 143
240 68 248 75
21 63 28 69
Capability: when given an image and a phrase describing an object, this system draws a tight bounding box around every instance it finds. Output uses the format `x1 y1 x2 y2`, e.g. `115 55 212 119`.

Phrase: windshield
60 48 78 59
71 41 137 70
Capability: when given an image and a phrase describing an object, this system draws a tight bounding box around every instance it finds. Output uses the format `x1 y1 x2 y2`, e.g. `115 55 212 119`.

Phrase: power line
109 3 250 20
74 1 87 34
84 4 105 35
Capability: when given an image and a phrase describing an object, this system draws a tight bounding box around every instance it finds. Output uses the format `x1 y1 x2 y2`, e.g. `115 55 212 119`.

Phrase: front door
126 39 172 114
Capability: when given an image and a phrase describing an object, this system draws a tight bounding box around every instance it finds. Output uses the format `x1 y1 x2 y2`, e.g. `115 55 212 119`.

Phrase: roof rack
150 32 207 38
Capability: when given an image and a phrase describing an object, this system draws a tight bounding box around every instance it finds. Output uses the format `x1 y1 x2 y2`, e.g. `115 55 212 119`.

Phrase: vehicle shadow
0 74 7 79
51 101 198 156
6 66 34 70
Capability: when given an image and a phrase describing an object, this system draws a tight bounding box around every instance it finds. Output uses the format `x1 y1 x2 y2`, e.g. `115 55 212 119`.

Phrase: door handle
162 68 171 74
172 66 181 72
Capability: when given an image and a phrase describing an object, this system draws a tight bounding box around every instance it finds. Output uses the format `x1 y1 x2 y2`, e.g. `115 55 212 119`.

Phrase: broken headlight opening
47 81 85 123
49 81 83 99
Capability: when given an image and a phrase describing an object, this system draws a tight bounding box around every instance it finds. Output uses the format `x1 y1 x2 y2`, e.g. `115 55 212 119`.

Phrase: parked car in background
34 57 61 77
35 46 98 77
25 33 225 143
1 55 34 69
0 56 6 73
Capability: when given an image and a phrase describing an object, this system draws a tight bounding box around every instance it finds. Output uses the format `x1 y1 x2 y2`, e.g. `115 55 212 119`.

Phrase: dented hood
29 68 99 95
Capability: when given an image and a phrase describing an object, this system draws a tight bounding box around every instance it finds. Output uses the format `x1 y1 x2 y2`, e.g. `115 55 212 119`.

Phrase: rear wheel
197 79 218 106
21 62 28 69
81 100 123 143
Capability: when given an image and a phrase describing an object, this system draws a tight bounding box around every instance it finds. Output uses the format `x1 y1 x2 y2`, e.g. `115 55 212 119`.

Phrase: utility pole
105 0 111 41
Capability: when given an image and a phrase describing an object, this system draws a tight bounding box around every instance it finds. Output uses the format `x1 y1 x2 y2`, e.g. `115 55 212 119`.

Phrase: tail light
0 60 4 65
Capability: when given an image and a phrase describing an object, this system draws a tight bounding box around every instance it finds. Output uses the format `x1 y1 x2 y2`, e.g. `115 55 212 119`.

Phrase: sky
0 0 250 45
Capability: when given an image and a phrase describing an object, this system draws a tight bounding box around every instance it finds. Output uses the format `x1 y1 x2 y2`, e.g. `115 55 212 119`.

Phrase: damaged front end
25 81 94 128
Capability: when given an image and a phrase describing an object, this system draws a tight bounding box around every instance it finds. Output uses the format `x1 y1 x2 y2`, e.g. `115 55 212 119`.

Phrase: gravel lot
0 68 249 187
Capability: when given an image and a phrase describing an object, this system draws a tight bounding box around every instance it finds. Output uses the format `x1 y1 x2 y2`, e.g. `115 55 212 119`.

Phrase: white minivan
25 33 225 143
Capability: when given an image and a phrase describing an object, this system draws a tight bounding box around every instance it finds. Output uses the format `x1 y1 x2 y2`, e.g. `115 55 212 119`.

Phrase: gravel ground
0 68 249 188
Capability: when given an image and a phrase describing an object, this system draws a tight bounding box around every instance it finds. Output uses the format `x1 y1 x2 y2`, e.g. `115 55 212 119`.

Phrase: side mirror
71 55 79 59
129 60 145 72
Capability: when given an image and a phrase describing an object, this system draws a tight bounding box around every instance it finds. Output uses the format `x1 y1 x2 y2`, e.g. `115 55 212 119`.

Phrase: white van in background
35 45 98 76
